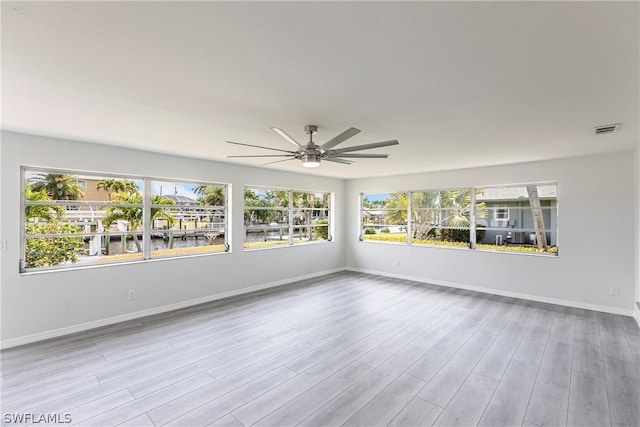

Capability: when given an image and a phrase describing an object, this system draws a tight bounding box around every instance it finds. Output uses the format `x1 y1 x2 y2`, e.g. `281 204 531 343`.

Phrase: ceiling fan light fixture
226 125 398 168
302 153 321 168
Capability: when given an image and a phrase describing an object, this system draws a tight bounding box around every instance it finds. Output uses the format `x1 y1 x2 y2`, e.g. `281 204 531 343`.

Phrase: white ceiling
2 1 638 179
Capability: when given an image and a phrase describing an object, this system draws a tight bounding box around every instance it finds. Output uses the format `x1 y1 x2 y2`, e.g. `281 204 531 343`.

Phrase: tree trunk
526 185 548 251
133 234 143 252
306 211 313 240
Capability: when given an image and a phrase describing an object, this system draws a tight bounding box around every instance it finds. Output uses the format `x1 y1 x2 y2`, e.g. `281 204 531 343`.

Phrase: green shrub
425 227 485 243
314 219 329 240
362 233 407 243
380 227 390 233
476 227 486 243
25 221 84 268
364 227 376 235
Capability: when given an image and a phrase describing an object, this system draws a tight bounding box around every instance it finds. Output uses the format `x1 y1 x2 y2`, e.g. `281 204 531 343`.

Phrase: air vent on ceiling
594 123 620 135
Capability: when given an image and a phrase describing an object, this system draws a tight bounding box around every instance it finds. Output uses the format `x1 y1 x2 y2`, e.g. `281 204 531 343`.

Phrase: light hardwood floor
1 271 639 426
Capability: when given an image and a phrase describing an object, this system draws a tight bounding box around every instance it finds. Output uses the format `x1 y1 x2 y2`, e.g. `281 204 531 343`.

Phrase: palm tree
385 190 478 241
527 185 548 251
383 193 409 226
194 185 225 206
97 179 139 200
103 191 175 252
28 173 84 200
24 187 64 220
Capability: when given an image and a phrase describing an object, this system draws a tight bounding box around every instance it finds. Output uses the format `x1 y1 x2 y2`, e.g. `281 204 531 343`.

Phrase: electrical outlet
0 240 7 251
395 260 400 267
128 290 136 301
609 287 619 297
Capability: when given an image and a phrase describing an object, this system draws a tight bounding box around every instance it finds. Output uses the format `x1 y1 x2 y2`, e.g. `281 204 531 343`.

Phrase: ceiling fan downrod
302 125 321 167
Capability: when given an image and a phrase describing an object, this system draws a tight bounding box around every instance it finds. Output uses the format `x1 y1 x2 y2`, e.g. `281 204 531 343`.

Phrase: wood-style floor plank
1 271 638 427
432 373 498 427
567 371 611 427
478 359 539 427
343 373 426 427
388 397 443 427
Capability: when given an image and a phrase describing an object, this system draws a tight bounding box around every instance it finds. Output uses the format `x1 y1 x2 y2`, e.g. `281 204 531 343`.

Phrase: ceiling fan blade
228 154 296 158
262 158 298 166
320 127 361 150
226 141 296 154
271 127 304 148
333 140 399 154
324 158 353 165
333 153 389 158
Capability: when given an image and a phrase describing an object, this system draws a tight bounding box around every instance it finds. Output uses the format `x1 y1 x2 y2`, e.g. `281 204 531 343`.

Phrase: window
361 182 558 255
411 189 472 248
476 183 557 253
244 187 332 249
148 180 228 257
493 208 510 221
21 168 229 272
361 193 408 244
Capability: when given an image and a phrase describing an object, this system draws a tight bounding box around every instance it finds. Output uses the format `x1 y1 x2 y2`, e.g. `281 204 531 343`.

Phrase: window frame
20 167 230 273
493 207 510 222
360 182 558 256
243 186 333 250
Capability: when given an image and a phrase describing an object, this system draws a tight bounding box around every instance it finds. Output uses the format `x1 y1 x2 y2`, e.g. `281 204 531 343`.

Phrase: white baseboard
3 266 634 349
1 268 345 349
346 267 636 317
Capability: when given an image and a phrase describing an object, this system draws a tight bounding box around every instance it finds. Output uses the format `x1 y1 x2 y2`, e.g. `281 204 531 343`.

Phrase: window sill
19 250 231 275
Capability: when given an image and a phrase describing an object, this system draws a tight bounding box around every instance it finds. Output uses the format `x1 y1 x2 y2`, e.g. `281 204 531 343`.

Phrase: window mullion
288 190 294 245
470 187 476 249
143 178 151 260
19 167 26 272
407 192 413 245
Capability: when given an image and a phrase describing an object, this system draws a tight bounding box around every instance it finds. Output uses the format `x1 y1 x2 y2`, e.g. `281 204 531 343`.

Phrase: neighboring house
362 209 385 225
477 185 558 246
61 177 111 223
163 195 200 206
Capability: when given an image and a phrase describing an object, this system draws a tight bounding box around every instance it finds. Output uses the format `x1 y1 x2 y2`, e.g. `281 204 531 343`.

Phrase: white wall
2 131 637 347
0 131 345 346
345 152 636 315
635 144 640 325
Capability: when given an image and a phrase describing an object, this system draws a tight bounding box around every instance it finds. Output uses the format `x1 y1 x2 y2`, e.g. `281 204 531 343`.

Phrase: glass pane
245 188 289 207
361 224 408 243
411 189 471 248
24 170 146 269
149 180 227 256
292 192 331 245
475 184 558 255
293 191 330 209
244 223 289 249
244 208 287 227
361 193 408 243
292 223 330 245
244 192 288 249
244 188 290 250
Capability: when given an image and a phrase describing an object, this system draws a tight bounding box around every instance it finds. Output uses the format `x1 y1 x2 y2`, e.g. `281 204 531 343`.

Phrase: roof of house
163 195 200 205
477 185 557 201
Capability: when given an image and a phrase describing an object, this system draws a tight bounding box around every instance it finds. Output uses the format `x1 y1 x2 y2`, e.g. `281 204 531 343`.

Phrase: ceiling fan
226 125 399 168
